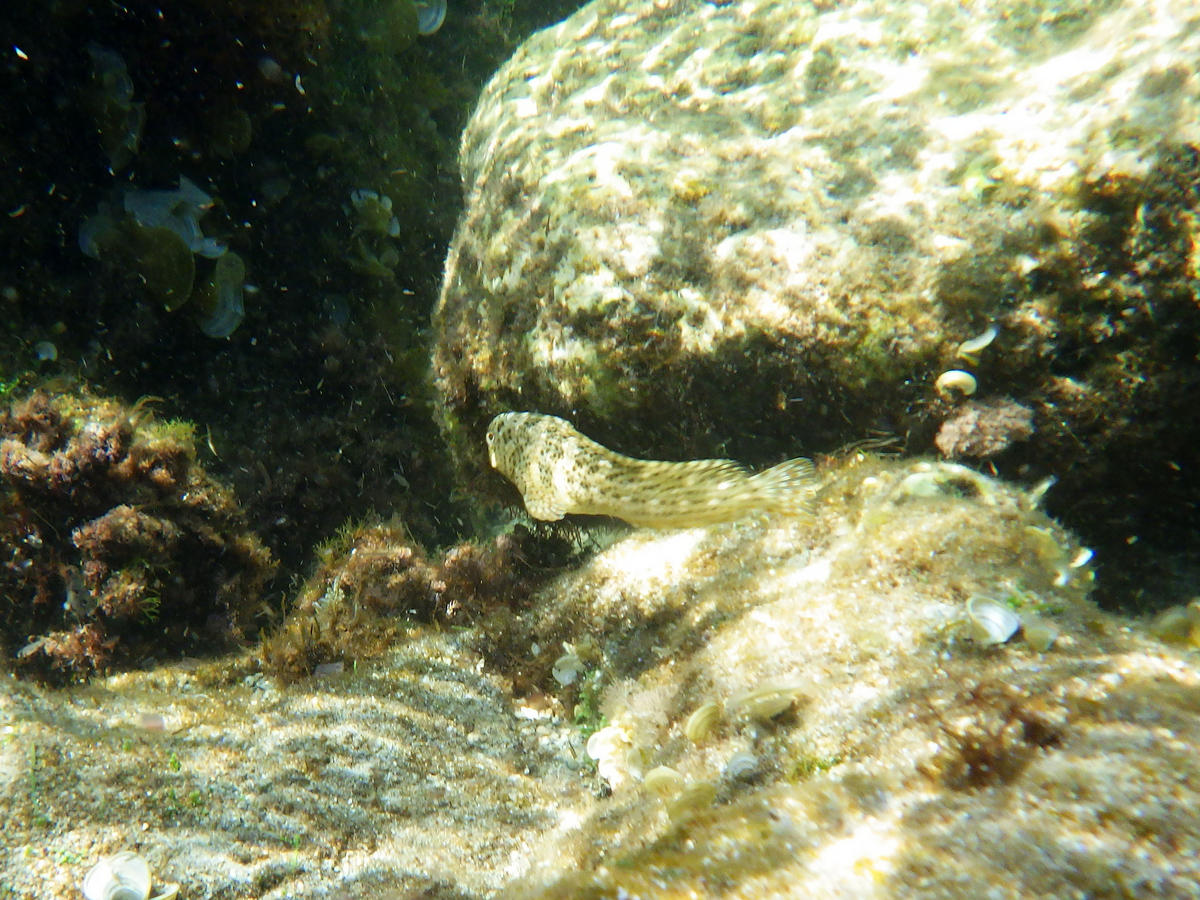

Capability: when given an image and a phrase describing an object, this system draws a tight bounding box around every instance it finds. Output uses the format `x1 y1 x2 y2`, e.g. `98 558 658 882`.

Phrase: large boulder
432 0 1200 605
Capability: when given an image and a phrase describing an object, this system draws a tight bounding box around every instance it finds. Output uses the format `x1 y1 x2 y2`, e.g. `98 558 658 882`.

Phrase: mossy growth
260 517 580 682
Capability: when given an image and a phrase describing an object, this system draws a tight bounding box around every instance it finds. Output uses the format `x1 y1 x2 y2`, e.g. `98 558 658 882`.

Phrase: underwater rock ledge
433 0 1200 607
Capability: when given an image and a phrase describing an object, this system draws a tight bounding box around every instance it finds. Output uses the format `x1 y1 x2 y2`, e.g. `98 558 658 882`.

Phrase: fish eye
486 430 494 444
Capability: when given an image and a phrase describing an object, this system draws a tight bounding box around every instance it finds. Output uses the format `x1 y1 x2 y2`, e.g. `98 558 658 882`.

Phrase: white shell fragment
1069 547 1095 569
586 723 642 789
82 852 151 900
965 596 1021 646
551 643 584 685
82 851 178 900
935 369 978 397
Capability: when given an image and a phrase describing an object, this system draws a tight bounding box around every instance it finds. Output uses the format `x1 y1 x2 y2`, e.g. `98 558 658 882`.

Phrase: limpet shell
643 765 686 797
965 596 1020 646
683 700 722 743
727 681 807 721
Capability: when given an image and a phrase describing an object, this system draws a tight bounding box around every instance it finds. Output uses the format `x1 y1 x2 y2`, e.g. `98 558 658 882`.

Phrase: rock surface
3 455 1198 898
433 0 1200 604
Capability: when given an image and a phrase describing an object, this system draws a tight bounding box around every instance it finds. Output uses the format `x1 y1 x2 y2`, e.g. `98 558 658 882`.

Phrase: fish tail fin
752 457 818 516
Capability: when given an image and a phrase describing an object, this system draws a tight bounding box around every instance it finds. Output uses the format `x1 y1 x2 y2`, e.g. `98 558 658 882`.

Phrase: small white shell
724 750 758 780
586 723 642 789
956 325 998 360
1069 547 1094 569
965 596 1020 646
683 700 722 743
1025 476 1057 508
83 852 151 900
935 369 977 397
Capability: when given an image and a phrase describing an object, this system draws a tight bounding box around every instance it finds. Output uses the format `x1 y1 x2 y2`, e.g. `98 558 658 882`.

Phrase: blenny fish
486 411 817 528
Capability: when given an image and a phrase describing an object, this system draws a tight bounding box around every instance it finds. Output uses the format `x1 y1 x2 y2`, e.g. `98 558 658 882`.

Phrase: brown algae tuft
0 389 274 682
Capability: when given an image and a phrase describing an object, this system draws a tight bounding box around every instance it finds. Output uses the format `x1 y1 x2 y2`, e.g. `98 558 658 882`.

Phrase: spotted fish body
485 412 817 528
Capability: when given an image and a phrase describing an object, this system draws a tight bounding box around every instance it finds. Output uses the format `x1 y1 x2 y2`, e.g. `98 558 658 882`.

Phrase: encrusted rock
434 0 1200 604
0 390 274 681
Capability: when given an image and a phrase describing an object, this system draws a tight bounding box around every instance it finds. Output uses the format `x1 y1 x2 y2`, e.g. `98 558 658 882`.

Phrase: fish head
485 411 524 475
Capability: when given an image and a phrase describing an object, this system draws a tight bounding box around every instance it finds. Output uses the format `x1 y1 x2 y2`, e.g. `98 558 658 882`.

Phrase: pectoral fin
524 494 566 521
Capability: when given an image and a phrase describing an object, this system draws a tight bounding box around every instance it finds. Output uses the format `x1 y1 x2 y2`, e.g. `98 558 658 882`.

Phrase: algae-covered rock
0 389 274 682
433 0 1200 604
